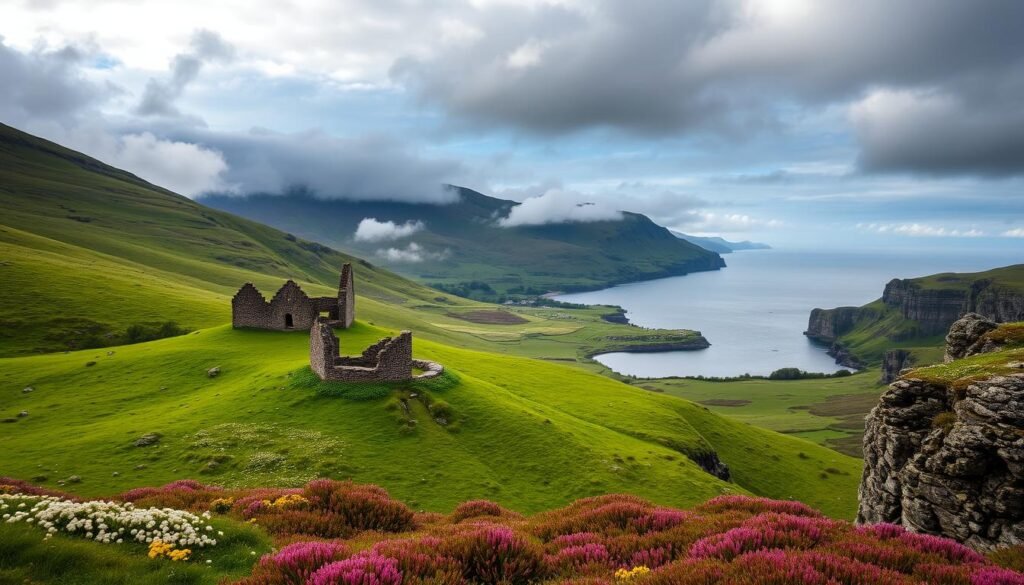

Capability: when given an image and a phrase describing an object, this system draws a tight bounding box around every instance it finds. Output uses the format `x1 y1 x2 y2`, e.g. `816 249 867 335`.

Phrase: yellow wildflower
615 566 651 580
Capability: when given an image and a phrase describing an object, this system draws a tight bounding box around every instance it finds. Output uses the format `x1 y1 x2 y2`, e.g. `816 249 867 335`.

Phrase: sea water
555 249 1021 378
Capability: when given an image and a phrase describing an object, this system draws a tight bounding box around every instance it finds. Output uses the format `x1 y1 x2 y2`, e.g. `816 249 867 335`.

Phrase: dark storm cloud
393 0 1024 176
165 126 462 203
0 38 116 123
135 30 234 118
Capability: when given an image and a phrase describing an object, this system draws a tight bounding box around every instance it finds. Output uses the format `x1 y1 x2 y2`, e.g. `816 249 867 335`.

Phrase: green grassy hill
0 123 861 520
0 323 859 517
200 187 725 300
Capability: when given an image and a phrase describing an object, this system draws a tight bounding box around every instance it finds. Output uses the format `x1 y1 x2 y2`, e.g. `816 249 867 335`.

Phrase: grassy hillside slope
0 323 859 518
200 188 725 300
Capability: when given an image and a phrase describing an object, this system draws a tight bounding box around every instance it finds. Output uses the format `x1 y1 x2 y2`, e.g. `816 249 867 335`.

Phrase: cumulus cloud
354 218 425 242
1002 228 1024 238
375 242 449 263
135 29 234 118
0 38 117 125
851 88 1024 176
496 190 623 227
858 223 986 238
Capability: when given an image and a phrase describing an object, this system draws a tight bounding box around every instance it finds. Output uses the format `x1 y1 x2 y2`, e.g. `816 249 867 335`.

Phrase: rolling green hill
199 188 725 300
0 323 859 517
0 123 861 520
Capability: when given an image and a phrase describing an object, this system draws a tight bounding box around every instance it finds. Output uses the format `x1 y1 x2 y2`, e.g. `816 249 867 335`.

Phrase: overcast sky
2 0 1023 250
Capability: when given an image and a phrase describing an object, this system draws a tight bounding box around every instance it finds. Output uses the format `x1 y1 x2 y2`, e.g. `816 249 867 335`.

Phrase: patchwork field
634 374 885 457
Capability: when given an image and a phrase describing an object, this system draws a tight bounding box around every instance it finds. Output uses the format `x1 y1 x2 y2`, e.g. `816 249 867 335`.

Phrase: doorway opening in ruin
285 313 294 328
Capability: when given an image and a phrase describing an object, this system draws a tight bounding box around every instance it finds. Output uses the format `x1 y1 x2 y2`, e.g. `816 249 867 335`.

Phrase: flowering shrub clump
614 565 651 580
450 500 518 523
1 493 217 549
308 552 403 585
148 539 192 561
5 479 1022 585
240 541 351 585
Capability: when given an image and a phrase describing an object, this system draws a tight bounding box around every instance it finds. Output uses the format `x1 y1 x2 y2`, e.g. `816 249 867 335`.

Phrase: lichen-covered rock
945 313 999 362
858 317 1024 552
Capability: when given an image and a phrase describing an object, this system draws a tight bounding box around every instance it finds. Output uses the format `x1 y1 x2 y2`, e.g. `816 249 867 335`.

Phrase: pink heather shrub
304 480 415 533
695 495 820 518
546 543 612 574
239 541 351 585
0 477 75 499
689 514 839 560
308 553 403 585
643 558 729 585
551 532 605 549
970 566 1024 585
119 479 226 510
446 525 546 584
450 500 511 523
367 537 463 585
532 495 656 539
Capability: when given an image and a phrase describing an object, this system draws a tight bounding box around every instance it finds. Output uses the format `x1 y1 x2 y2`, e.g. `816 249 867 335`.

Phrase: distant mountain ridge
670 230 772 254
201 187 726 300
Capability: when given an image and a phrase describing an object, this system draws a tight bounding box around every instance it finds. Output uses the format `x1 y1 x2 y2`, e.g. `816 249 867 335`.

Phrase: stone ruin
310 319 443 382
232 263 355 331
231 262 442 383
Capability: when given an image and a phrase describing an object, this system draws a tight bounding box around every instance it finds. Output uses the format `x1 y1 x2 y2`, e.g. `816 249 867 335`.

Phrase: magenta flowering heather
307 553 402 585
241 541 350 585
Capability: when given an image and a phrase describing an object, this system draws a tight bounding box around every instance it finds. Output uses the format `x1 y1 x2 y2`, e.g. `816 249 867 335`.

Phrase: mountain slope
200 188 725 299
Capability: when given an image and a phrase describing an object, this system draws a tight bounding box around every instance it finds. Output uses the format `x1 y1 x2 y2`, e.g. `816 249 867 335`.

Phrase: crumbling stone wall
231 264 357 331
310 320 416 382
338 263 355 329
858 314 1024 551
232 283 272 328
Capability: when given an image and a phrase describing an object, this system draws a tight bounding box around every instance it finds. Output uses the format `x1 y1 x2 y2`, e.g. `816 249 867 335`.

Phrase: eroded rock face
945 313 1000 362
858 316 1024 551
880 349 914 384
805 307 862 342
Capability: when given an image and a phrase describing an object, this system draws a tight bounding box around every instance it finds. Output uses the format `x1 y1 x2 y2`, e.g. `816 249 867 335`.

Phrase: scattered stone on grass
207 366 221 378
134 433 162 447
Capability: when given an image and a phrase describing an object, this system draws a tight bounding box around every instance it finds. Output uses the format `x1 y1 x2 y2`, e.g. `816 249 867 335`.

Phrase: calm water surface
556 249 1021 378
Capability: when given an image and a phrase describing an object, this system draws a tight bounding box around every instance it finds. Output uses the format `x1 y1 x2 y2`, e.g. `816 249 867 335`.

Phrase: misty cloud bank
375 242 449 263
497 190 623 227
354 218 426 242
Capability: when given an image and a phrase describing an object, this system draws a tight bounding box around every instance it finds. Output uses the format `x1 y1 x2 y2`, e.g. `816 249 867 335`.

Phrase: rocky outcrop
944 313 999 362
688 450 731 481
805 307 863 342
881 277 1024 337
858 315 1024 551
880 349 914 384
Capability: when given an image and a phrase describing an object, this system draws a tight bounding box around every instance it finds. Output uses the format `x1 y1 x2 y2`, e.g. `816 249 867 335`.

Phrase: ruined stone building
310 319 443 382
232 263 355 331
